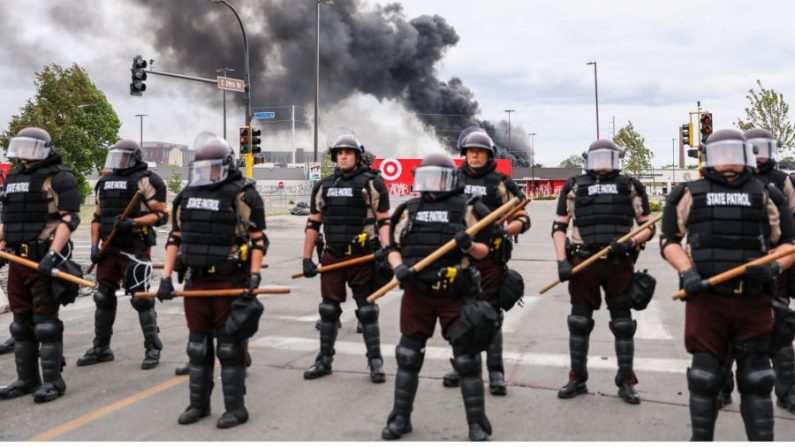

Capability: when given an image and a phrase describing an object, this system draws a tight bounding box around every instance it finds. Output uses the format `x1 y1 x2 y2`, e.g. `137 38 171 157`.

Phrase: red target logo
379 158 403 181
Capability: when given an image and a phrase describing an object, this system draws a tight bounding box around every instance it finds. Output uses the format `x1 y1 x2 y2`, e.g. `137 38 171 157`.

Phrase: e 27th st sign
217 76 245 92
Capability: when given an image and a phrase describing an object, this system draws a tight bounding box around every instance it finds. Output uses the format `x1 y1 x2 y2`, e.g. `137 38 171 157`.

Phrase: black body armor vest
753 165 788 192
179 179 250 268
97 169 149 246
320 169 375 252
573 174 635 247
687 178 770 278
1 163 63 246
400 193 469 287
459 165 505 212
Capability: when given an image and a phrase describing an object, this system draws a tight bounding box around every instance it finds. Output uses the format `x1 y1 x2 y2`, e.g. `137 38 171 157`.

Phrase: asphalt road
1 201 794 441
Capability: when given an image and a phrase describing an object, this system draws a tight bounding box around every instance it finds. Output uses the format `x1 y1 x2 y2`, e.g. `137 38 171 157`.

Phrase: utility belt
324 233 380 257
11 238 54 261
106 226 155 249
709 277 773 298
569 243 630 262
187 259 247 278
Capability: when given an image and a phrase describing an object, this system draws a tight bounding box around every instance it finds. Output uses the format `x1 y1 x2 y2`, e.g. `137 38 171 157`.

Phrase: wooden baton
291 254 376 279
0 250 96 289
134 286 291 300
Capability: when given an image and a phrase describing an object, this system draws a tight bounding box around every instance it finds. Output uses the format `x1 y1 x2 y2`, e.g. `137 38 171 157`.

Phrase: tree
614 121 653 178
0 64 121 200
559 154 584 168
735 80 795 154
167 168 183 194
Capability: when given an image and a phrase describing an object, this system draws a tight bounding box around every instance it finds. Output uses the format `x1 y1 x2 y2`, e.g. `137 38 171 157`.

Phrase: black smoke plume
134 0 529 165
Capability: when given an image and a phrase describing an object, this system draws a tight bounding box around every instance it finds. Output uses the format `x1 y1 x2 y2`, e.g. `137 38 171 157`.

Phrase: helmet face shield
104 149 137 170
412 166 457 193
6 136 51 160
748 138 779 160
704 140 756 168
189 159 229 186
585 149 621 171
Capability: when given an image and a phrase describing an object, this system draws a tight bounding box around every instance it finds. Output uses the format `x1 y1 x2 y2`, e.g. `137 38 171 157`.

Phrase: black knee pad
567 314 595 336
93 285 118 310
130 296 155 312
687 352 722 395
33 315 63 343
319 300 342 322
10 314 34 341
609 318 637 339
737 354 776 395
186 331 213 365
355 303 379 324
451 353 482 377
216 335 246 366
395 336 426 372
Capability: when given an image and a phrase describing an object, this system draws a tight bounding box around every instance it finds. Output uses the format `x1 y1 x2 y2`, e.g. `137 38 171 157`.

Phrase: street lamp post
315 0 334 163
586 61 600 139
216 67 235 140
672 137 676 187
209 0 252 176
504 109 515 156
529 132 536 197
135 114 147 148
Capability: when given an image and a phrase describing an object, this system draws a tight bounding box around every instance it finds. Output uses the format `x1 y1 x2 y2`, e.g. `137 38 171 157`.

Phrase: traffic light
681 123 691 147
700 113 713 144
239 126 250 154
130 55 147 96
251 128 262 154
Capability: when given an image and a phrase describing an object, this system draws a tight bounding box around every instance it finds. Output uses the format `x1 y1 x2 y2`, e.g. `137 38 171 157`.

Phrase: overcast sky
1 0 794 167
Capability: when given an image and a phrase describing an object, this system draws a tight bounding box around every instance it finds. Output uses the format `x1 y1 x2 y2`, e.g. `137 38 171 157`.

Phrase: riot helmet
702 129 756 169
6 127 54 161
104 139 143 171
744 128 779 161
583 139 623 172
327 128 364 163
189 138 234 187
457 126 496 158
413 152 458 193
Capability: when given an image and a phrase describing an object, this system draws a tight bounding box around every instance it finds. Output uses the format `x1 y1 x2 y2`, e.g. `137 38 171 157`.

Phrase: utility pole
586 61 600 139
135 114 147 147
504 109 516 155
291 105 296 163
314 0 334 162
216 67 234 140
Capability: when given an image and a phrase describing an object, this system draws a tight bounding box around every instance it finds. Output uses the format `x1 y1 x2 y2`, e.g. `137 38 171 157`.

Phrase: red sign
373 158 512 197
0 163 11 183
526 179 567 198
277 181 285 189
217 76 245 93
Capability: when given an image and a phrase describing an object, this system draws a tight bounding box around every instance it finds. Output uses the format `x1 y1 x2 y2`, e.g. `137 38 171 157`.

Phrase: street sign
217 76 245 92
253 112 276 120
308 162 321 181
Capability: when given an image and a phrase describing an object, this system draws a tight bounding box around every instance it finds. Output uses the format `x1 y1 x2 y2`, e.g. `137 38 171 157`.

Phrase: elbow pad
91 213 101 224
376 218 390 229
61 212 80 232
305 219 322 232
166 233 182 247
154 210 169 226
513 215 531 234
551 221 568 237
250 233 270 254
659 235 682 258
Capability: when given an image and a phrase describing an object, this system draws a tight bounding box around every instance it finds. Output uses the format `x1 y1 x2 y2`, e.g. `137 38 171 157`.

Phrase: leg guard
452 351 492 441
179 331 214 425
737 353 776 441
773 345 795 411
0 336 15 355
382 336 425 440
568 312 594 382
356 303 385 383
32 315 65 403
0 314 41 400
304 300 341 380
138 308 162 370
687 352 722 441
486 321 506 396
92 285 117 348
216 331 249 429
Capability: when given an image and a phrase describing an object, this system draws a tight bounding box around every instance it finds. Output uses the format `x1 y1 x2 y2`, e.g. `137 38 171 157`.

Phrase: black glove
0 249 7 269
37 251 57 277
245 272 262 295
90 245 102 264
745 263 781 284
394 263 414 284
373 247 388 265
114 216 135 233
610 238 634 257
680 268 710 296
454 230 473 253
303 258 318 278
157 277 175 302
557 260 573 282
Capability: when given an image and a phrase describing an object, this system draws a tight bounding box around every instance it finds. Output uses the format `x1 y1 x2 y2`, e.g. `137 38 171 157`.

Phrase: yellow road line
29 375 189 442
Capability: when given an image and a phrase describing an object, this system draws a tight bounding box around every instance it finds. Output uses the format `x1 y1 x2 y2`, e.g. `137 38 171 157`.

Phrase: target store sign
373 158 512 196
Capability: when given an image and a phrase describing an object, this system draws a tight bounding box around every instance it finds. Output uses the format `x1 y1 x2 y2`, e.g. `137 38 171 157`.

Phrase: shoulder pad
667 184 687 205
766 183 787 206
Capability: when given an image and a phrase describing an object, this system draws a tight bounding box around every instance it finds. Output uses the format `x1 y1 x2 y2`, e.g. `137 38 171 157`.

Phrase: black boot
688 353 722 441
77 305 116 366
32 316 65 403
138 308 163 370
610 318 640 404
357 304 385 383
179 332 214 425
382 337 424 440
487 327 506 396
737 353 775 441
0 316 41 400
305 301 340 380
558 313 593 399
175 362 190 376
443 370 460 387
773 344 795 413
216 333 249 429
0 337 14 355
453 353 492 442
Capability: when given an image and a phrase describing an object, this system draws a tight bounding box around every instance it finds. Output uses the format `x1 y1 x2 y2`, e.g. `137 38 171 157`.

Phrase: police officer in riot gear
77 139 168 369
158 137 268 429
381 152 497 442
0 127 81 403
301 130 391 383
661 129 795 441
552 139 654 405
441 127 530 396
